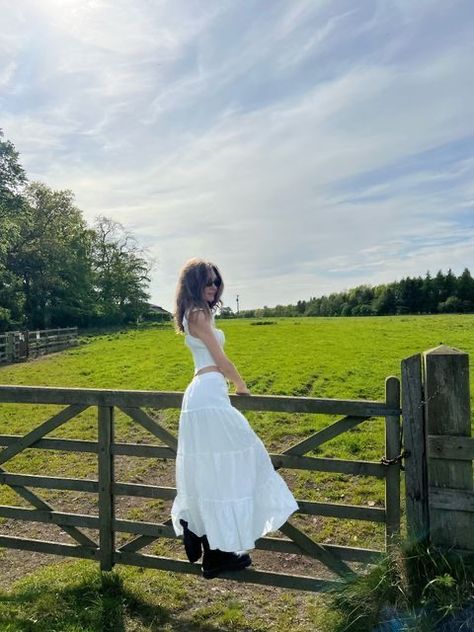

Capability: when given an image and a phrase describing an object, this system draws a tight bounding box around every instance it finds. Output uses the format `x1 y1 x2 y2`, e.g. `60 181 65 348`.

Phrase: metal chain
380 416 410 470
384 381 440 471
380 449 409 470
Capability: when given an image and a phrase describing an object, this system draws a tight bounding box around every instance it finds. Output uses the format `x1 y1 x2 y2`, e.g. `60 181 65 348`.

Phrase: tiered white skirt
171 371 299 552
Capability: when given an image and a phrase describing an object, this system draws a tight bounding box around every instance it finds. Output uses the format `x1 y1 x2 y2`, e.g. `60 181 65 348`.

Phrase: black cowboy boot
201 534 252 579
180 519 203 563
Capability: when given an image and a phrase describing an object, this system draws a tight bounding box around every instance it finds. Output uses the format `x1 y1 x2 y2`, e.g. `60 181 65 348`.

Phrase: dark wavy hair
173 258 224 334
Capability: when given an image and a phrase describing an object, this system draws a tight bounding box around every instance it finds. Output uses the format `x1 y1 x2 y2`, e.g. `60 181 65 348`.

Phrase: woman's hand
235 381 251 395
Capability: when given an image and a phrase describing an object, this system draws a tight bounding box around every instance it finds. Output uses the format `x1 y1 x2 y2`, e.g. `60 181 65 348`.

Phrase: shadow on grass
0 564 234 632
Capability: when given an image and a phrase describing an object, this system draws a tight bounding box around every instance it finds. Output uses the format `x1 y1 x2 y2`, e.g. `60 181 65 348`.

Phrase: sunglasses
205 277 222 288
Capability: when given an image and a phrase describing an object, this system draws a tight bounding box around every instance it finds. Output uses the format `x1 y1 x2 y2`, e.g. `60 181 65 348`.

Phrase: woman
170 258 299 579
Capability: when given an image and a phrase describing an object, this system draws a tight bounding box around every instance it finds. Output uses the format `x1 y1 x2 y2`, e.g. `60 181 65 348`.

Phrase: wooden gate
0 379 401 592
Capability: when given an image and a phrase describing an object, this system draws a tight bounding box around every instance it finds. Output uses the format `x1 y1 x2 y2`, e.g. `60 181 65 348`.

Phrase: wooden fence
0 328 78 364
0 379 402 593
402 345 474 553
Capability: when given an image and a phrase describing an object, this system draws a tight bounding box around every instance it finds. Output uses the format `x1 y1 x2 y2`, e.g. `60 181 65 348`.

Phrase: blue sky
1 0 473 311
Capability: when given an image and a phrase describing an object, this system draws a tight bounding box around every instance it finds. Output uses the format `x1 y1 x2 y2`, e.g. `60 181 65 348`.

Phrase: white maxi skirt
171 371 299 552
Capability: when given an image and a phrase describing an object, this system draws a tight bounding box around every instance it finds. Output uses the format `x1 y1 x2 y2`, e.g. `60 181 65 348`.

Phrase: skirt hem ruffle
171 371 299 551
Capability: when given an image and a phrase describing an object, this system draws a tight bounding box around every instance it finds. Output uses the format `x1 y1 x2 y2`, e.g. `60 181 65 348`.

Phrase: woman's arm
188 311 250 394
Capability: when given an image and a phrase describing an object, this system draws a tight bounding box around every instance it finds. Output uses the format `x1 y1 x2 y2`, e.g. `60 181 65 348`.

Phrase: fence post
423 345 474 551
6 332 14 363
98 405 115 571
384 376 401 549
401 353 429 544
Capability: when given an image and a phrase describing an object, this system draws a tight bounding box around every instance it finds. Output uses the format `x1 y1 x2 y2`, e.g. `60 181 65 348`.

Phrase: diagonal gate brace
120 407 178 452
279 520 356 579
0 404 97 548
0 464 97 548
117 518 174 553
283 415 369 456
0 404 89 467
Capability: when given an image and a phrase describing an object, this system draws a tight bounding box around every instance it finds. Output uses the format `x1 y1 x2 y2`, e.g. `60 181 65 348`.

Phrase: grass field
0 314 473 630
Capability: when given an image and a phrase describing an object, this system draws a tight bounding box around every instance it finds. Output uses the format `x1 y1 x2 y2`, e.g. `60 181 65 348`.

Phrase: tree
439 296 461 313
0 130 28 330
373 286 397 315
0 128 27 210
0 130 154 330
220 306 234 318
7 182 95 328
457 268 474 312
421 271 436 313
395 277 421 314
91 217 152 325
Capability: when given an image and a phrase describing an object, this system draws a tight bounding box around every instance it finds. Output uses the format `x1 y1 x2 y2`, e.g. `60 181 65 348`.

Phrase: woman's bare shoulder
185 308 213 336
186 307 209 322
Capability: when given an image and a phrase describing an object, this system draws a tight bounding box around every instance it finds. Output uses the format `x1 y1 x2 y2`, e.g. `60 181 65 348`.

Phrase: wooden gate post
385 376 401 549
5 332 14 363
401 353 429 544
98 405 116 571
423 345 474 551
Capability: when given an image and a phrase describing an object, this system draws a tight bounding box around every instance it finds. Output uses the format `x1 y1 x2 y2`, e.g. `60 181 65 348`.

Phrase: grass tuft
326 540 474 631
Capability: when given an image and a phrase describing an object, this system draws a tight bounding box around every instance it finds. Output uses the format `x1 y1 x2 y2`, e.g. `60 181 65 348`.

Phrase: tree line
229 268 474 319
0 129 152 332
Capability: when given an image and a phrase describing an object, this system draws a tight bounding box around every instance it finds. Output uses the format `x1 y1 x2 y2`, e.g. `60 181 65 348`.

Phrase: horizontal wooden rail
0 472 98 493
0 490 385 523
254 537 382 562
0 505 99 528
0 385 400 416
0 532 341 592
0 505 383 563
0 435 102 454
0 435 386 478
296 500 385 522
114 551 341 592
428 435 474 460
271 454 385 477
31 328 77 335
0 535 98 560
429 487 474 512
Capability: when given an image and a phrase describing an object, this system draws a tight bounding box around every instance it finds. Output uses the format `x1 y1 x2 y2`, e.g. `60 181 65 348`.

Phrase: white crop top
182 308 226 375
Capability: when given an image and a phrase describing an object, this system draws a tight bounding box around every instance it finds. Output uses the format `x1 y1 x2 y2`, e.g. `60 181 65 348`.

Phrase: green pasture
0 315 473 630
0 315 473 545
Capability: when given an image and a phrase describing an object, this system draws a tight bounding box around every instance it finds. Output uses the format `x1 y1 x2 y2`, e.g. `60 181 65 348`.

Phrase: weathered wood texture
283 415 369 455
401 353 429 543
0 434 386 477
0 404 88 467
428 435 474 460
114 550 341 592
0 328 77 364
424 345 474 550
0 380 403 591
278 521 356 578
98 406 115 571
0 384 399 416
384 376 401 548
